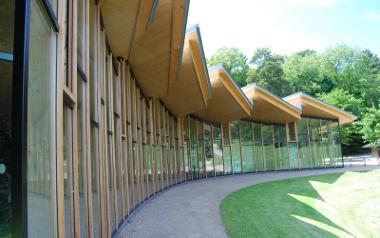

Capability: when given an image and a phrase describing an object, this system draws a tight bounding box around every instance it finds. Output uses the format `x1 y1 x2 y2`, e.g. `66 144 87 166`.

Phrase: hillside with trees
207 45 380 154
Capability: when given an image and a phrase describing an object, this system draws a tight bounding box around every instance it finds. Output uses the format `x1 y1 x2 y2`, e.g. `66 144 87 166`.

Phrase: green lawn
220 170 380 238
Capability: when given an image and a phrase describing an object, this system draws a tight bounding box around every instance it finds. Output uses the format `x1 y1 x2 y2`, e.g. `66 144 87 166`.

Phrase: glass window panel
331 121 343 167
183 141 190 179
288 122 296 141
63 106 74 238
197 121 205 178
89 0 98 122
77 74 89 238
253 123 264 172
204 124 214 177
222 124 230 145
297 118 312 168
289 142 299 169
63 0 70 88
114 116 123 226
160 107 167 186
77 0 86 70
274 125 289 170
309 118 323 168
90 126 101 237
230 122 242 173
262 125 275 171
190 118 198 179
27 0 57 236
322 120 332 167
240 121 254 172
223 146 232 174
212 125 223 176
242 146 254 173
107 135 115 232
127 124 134 211
121 138 130 213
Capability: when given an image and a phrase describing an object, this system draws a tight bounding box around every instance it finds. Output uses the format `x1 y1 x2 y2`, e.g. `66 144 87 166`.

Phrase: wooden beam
132 0 156 43
168 0 188 87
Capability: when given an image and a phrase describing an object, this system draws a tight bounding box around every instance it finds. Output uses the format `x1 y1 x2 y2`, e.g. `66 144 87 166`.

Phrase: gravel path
117 165 379 238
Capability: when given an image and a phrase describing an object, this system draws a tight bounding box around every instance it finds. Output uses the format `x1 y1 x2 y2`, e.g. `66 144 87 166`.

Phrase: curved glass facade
1 0 348 236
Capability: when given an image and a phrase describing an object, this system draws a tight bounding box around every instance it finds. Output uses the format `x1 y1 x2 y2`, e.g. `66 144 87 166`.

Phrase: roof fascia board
301 96 354 123
169 0 190 86
209 63 253 109
284 92 357 122
187 24 212 97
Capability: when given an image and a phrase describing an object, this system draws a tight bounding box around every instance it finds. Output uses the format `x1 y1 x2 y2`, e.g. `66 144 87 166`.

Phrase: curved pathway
117 166 379 238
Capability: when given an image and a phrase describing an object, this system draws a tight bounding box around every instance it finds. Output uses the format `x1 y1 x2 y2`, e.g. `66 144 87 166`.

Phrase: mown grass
220 170 380 238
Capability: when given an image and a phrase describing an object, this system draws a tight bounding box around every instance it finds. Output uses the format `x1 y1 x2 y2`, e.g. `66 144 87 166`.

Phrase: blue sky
187 0 380 58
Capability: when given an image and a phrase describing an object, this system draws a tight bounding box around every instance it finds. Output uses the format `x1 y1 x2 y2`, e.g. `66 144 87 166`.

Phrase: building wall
20 1 343 238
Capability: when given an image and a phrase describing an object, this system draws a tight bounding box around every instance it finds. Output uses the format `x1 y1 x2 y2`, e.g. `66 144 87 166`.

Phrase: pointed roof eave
161 25 212 117
192 64 253 123
168 0 190 86
185 24 212 106
209 64 253 115
242 83 302 123
284 92 358 124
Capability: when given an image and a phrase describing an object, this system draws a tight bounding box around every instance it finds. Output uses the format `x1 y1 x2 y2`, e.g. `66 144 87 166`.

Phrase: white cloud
287 0 337 7
364 11 380 22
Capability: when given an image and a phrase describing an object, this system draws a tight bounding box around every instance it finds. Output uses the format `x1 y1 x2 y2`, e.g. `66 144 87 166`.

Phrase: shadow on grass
220 171 370 238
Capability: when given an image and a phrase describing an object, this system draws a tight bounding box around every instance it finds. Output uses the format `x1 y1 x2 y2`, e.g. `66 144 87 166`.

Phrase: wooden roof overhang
193 64 253 124
161 25 212 117
283 92 358 124
101 0 189 97
242 84 301 124
101 0 141 57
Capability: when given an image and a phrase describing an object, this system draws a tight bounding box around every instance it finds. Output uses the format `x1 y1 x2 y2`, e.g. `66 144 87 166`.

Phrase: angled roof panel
101 0 141 58
128 0 190 98
193 64 253 123
162 25 212 116
283 92 358 124
242 83 301 124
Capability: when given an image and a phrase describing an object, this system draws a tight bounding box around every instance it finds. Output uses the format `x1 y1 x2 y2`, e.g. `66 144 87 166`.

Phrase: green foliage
353 49 380 108
360 107 380 143
317 89 364 116
283 50 333 95
207 47 249 87
247 48 292 97
317 89 365 152
207 45 380 153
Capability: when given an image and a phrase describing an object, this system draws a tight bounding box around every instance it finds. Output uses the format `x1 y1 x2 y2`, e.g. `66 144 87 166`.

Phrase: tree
318 89 364 153
317 88 364 116
361 107 380 144
353 49 380 108
283 50 334 96
247 47 292 97
320 45 380 108
319 44 363 98
207 47 249 87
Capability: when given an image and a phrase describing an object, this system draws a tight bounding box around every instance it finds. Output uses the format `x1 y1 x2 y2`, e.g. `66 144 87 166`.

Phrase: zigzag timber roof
161 25 212 117
101 0 356 125
242 83 302 124
192 64 254 123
